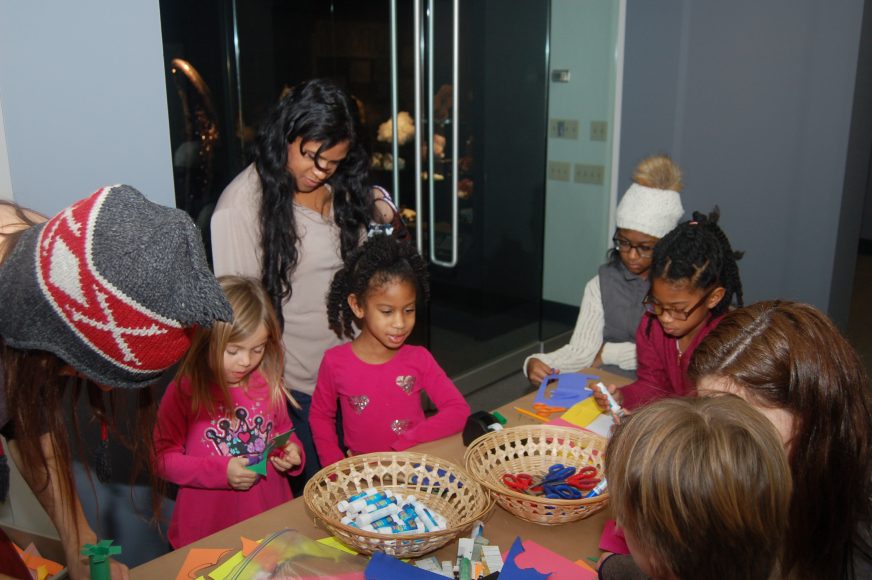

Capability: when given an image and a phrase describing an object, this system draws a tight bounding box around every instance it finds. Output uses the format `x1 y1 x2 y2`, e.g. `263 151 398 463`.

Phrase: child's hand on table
270 442 302 472
526 358 557 387
593 383 623 411
227 456 259 490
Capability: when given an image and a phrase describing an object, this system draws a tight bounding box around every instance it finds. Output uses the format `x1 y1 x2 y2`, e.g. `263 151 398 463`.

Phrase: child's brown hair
606 395 791 580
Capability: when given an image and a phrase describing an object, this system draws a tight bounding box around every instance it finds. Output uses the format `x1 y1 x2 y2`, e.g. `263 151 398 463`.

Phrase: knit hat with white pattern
0 184 232 388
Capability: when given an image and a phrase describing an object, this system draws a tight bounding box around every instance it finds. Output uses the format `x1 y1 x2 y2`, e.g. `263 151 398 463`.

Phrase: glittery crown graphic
205 408 272 457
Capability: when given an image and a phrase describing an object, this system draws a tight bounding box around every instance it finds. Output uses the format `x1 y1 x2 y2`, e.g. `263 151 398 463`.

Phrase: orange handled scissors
532 403 567 418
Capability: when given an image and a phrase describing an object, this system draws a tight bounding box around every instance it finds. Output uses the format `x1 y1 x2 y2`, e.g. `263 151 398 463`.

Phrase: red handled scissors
502 473 536 493
564 466 601 491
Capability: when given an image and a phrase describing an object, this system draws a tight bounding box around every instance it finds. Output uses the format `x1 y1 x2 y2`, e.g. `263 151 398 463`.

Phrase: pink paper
510 539 597 580
599 519 630 554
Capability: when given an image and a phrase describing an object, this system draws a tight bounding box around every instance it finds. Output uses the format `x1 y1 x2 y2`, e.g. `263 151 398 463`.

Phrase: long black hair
253 78 373 322
327 235 430 340
646 206 744 333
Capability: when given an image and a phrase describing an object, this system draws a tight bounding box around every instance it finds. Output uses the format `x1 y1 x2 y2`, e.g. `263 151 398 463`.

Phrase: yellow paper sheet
205 551 245 580
560 397 603 428
316 536 358 555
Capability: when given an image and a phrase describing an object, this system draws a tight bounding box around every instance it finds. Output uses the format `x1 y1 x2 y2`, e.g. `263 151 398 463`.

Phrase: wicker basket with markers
463 424 609 525
303 451 494 557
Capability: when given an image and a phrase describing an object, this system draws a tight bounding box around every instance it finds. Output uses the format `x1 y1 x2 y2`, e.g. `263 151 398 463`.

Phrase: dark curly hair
649 205 743 314
327 235 430 339
253 78 373 323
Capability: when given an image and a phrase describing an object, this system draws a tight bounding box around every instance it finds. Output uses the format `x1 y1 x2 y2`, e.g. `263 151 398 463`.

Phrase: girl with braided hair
309 235 469 467
594 206 743 411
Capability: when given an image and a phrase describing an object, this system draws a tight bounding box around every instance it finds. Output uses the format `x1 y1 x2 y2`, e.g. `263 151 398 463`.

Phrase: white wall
0 0 173 540
543 0 624 306
0 1 173 215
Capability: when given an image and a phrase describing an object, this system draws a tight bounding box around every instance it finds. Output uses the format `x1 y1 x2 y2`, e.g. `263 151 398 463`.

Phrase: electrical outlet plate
574 163 605 185
549 119 579 140
548 160 571 182
590 121 608 141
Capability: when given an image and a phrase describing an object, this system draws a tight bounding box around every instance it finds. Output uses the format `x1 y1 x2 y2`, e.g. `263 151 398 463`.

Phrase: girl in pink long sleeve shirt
310 235 470 466
595 207 744 411
155 277 305 548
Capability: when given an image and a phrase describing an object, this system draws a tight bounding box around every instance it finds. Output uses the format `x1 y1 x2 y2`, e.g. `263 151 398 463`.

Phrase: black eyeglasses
613 235 656 258
642 288 716 321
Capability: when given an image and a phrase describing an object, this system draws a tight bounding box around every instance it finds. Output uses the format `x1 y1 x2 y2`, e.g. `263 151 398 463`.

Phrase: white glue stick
595 382 626 418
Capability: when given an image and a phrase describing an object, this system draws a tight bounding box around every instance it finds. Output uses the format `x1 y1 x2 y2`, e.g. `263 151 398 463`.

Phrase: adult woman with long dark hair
211 78 401 483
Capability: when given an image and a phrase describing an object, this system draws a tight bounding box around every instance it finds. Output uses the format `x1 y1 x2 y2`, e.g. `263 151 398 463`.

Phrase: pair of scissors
537 464 577 486
532 403 567 418
540 483 582 500
565 466 601 491
502 473 536 493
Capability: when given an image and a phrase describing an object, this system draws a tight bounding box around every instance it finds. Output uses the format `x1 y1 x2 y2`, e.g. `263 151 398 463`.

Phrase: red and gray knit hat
0 184 232 388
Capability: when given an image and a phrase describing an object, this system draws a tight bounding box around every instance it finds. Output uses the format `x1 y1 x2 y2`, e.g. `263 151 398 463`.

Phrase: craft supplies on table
303 451 493 557
464 424 609 525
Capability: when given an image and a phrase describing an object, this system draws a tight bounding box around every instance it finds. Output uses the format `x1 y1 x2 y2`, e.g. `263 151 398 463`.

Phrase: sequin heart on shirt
395 375 416 394
391 419 412 435
348 395 370 414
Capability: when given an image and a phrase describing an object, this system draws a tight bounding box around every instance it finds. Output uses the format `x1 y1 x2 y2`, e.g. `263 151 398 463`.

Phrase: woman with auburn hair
689 300 872 579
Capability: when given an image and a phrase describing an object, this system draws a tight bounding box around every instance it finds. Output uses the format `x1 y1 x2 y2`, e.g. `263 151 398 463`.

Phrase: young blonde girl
155 276 304 548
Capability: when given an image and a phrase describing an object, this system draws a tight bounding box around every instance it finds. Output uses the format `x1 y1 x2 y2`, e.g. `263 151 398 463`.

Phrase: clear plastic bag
227 528 368 580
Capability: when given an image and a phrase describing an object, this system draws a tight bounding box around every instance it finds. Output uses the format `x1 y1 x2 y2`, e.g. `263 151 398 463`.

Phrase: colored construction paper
364 552 444 579
574 559 598 573
510 539 597 580
205 551 245 580
534 373 599 407
175 548 234 580
14 543 64 578
245 427 295 475
599 520 630 555
499 537 550 580
317 536 359 555
560 397 604 427
240 537 261 557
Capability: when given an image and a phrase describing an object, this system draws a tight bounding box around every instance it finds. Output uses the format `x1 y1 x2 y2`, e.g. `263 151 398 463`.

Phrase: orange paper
175 548 234 580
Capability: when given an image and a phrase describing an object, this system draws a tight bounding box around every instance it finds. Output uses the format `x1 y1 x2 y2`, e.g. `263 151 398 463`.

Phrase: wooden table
132 368 629 578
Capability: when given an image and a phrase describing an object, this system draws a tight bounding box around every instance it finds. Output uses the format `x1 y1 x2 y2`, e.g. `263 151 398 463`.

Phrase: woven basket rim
463 423 610 506
303 450 494 541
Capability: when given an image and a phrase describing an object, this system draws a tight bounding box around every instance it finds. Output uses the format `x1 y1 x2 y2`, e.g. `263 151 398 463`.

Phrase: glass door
160 0 551 394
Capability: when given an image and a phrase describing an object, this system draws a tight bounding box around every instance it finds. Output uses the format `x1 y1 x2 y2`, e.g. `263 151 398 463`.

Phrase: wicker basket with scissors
463 424 609 525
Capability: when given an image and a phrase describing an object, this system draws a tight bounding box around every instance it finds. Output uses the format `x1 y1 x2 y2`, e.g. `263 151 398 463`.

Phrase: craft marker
584 478 608 498
595 382 626 419
513 406 549 423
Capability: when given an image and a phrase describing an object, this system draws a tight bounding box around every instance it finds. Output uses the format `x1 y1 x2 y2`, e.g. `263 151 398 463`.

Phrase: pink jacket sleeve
391 352 470 450
309 358 346 467
154 381 233 489
620 317 672 410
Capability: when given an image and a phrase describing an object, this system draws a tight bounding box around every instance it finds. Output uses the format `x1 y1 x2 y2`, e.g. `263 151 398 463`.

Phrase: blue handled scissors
539 464 577 485
540 482 583 500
